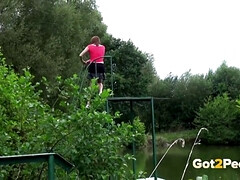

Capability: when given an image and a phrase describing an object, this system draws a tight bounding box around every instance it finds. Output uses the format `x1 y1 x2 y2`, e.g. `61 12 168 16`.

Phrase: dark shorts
87 63 105 82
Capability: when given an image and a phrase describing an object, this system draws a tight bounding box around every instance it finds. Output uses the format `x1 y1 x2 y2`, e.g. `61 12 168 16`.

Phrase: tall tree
0 0 107 82
103 36 155 97
208 62 240 99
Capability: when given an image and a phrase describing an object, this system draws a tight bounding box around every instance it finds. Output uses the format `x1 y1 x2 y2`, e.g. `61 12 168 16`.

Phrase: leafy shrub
133 117 147 148
194 93 240 144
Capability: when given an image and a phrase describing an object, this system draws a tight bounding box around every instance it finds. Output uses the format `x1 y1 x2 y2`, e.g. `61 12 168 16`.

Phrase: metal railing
0 153 74 180
85 56 113 93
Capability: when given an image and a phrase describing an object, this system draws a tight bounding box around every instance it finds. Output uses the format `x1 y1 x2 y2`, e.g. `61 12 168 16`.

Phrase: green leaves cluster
0 51 136 179
0 50 52 178
0 51 46 156
194 93 240 144
103 37 155 97
132 117 147 148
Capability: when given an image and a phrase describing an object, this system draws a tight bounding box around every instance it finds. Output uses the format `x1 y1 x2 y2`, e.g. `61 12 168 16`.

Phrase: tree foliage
0 0 107 82
147 61 240 135
148 71 212 130
207 62 240 99
194 93 240 144
103 36 155 97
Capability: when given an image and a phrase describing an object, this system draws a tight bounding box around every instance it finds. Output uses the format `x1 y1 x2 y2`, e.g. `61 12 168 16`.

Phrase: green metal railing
0 153 74 180
86 55 113 93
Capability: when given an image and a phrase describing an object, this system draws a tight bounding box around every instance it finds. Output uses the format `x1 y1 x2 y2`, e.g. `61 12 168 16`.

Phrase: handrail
86 56 113 94
0 153 74 180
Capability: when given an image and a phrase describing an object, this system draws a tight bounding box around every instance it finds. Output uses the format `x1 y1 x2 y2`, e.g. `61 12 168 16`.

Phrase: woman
79 36 105 95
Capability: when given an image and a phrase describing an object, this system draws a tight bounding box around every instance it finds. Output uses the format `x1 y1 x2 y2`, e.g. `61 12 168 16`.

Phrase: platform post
151 98 157 180
110 56 113 95
48 154 55 180
130 100 136 179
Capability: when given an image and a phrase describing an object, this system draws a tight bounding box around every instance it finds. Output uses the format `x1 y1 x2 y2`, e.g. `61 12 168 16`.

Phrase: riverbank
146 129 198 148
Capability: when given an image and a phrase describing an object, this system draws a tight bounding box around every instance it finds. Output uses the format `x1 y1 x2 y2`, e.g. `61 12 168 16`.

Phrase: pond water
129 144 240 180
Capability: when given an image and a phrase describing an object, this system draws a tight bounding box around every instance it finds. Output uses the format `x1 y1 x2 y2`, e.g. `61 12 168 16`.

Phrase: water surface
131 144 240 180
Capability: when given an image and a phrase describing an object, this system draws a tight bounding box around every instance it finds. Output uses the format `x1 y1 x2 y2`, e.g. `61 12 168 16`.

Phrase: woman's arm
79 46 89 64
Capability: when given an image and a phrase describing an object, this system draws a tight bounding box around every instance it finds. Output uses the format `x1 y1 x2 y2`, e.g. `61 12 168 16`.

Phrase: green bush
133 117 147 148
194 93 240 144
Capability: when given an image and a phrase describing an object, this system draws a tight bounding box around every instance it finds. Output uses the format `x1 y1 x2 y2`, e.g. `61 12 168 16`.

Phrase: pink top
88 44 105 63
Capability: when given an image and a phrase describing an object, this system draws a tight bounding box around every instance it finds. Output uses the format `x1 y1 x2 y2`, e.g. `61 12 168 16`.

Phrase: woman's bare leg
98 83 103 95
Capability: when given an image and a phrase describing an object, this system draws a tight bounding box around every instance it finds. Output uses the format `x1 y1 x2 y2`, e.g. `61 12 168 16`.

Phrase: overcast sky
96 0 240 79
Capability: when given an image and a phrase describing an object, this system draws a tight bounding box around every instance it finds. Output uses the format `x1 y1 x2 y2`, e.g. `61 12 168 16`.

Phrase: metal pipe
130 100 136 179
48 154 55 180
85 56 113 93
151 97 157 180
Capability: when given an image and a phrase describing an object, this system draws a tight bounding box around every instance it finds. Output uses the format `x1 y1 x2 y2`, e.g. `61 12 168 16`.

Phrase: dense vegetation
149 63 240 144
1 0 240 178
0 51 141 179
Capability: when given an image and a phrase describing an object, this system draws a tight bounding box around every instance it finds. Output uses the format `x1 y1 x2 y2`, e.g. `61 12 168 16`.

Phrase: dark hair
91 36 101 46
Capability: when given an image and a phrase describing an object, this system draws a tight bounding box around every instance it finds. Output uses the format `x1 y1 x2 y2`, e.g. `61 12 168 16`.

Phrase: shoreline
145 129 198 149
